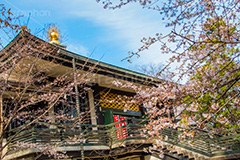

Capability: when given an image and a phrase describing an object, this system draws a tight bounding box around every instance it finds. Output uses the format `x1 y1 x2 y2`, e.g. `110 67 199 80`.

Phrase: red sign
113 115 128 140
113 115 120 128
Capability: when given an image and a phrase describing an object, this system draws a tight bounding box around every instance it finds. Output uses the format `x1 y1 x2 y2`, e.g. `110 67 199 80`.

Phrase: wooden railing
6 117 145 154
6 118 240 158
160 128 240 157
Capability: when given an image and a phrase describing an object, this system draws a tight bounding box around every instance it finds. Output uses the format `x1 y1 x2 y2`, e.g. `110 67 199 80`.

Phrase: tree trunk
0 96 3 159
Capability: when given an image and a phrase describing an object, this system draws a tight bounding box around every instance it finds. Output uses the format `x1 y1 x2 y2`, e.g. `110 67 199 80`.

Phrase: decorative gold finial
47 24 61 44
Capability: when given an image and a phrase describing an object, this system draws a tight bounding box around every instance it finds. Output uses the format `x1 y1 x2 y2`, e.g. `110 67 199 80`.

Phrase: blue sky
1 0 172 70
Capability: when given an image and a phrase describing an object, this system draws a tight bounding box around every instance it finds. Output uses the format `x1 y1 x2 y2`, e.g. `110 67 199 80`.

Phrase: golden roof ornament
47 24 61 44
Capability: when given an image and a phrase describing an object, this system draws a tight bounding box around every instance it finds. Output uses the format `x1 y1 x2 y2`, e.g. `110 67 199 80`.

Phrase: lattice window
100 91 140 112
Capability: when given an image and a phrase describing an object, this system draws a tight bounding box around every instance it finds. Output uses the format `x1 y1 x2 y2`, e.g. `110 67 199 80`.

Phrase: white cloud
58 0 172 65
67 43 89 57
67 2 160 45
3 0 173 66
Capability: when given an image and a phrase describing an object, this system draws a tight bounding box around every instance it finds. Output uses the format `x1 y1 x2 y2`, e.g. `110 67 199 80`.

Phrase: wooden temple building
1 30 240 160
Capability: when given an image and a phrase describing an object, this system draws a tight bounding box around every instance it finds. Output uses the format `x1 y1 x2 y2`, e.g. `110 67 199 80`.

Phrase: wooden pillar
2 138 7 159
49 106 56 129
88 89 97 130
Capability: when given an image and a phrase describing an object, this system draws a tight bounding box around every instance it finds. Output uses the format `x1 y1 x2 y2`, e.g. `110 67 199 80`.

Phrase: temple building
1 30 240 160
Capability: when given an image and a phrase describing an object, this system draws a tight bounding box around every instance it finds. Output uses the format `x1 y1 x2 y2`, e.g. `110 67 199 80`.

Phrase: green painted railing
6 119 240 158
6 117 145 155
160 128 240 157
